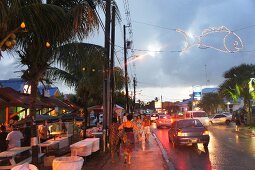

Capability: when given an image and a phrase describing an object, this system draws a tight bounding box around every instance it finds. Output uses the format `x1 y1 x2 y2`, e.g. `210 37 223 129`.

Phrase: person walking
235 111 241 132
143 114 151 142
109 118 120 163
118 114 138 165
134 115 143 142
0 125 8 152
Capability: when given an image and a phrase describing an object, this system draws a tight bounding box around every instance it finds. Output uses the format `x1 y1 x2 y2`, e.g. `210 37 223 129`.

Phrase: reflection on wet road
152 123 255 170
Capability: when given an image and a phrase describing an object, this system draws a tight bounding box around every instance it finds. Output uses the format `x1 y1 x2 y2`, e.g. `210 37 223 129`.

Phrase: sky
1 0 255 103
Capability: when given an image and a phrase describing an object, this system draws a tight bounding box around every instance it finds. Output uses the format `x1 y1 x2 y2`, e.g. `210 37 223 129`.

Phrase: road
152 123 255 170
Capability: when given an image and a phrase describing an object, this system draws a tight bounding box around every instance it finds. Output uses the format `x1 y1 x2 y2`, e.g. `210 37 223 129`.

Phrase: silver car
209 113 232 125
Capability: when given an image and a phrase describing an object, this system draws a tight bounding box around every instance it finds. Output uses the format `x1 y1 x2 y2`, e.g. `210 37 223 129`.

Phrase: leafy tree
47 42 125 136
219 64 255 124
198 92 225 115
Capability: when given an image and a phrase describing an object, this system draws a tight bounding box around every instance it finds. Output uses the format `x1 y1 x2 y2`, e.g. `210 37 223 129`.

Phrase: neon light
176 26 244 53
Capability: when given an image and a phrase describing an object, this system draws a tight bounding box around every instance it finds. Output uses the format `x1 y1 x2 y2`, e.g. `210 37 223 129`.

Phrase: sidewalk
238 126 255 137
84 134 168 170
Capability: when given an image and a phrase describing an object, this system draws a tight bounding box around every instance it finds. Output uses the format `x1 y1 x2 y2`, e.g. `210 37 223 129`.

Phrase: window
193 112 207 117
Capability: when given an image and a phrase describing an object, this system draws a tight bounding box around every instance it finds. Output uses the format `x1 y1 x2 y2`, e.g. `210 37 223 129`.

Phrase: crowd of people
109 113 151 165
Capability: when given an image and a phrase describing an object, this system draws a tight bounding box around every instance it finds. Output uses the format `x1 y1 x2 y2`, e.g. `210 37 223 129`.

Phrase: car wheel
203 143 209 148
225 120 230 125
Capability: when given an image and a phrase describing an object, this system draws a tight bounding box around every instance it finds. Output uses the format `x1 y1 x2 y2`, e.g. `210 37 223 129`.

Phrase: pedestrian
0 125 8 152
235 112 241 132
142 114 151 141
38 121 49 143
122 113 128 123
6 125 24 150
134 115 143 142
118 114 138 165
21 122 31 146
109 118 121 163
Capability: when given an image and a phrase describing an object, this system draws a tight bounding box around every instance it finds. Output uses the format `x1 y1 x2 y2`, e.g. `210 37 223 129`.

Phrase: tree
219 64 255 124
3 0 103 163
198 92 225 115
48 42 125 137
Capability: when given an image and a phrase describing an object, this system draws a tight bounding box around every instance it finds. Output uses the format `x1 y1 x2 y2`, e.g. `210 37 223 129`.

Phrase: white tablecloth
70 141 93 157
52 156 84 170
11 163 38 170
84 138 100 152
48 137 69 149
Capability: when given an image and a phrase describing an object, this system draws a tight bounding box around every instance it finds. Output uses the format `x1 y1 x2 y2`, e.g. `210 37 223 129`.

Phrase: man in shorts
142 114 151 141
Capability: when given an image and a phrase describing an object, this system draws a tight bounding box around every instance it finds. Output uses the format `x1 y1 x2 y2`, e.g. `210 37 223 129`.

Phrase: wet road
152 123 255 170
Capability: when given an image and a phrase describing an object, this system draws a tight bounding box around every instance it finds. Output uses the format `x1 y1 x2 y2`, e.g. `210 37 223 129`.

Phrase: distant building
0 78 60 97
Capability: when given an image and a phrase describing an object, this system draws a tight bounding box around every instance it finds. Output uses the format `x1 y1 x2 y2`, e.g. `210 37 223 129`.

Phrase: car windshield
177 119 203 128
222 112 231 116
159 115 170 119
193 112 207 117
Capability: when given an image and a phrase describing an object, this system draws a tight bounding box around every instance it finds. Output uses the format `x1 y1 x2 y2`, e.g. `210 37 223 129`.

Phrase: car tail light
177 131 187 136
203 130 209 135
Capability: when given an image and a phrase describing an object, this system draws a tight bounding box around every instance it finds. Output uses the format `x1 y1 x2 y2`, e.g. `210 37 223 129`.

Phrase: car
184 111 210 126
209 113 232 125
150 113 159 122
156 114 172 128
168 119 210 148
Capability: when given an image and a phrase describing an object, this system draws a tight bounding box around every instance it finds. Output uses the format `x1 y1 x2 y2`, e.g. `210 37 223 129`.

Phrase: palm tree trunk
83 95 88 139
30 80 39 164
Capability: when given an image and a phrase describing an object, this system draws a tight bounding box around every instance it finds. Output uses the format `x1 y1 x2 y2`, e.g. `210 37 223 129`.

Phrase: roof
202 88 219 94
40 97 72 109
0 78 25 92
0 87 49 108
38 86 60 97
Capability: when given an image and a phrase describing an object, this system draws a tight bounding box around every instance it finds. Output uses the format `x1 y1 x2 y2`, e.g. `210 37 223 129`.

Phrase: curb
152 133 175 170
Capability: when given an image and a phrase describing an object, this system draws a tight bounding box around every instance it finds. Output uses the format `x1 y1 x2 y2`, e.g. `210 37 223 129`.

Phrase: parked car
150 113 159 122
156 114 172 128
168 119 210 148
209 113 232 125
184 111 210 126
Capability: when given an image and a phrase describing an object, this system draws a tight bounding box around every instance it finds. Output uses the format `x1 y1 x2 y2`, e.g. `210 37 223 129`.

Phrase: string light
176 26 244 53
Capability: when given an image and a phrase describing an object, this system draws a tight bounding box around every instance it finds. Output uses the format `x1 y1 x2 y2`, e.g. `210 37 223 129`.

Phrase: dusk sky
1 0 255 102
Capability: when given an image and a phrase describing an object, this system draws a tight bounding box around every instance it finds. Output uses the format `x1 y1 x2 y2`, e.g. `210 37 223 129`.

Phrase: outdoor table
50 131 63 140
84 138 100 152
48 136 69 149
70 140 93 157
52 156 84 170
11 163 38 170
0 147 31 169
39 140 59 153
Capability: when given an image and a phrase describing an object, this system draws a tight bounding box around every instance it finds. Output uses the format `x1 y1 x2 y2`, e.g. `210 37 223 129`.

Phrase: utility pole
124 25 129 113
133 77 136 113
110 5 116 123
103 0 111 152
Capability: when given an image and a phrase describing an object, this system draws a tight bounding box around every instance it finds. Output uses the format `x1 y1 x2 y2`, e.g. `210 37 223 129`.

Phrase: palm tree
47 42 125 137
219 64 255 124
2 0 105 163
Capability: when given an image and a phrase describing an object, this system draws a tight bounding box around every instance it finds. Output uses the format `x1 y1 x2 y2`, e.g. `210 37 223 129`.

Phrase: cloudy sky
1 0 255 102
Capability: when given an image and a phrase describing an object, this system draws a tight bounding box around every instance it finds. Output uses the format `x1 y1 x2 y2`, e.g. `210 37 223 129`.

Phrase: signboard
193 85 202 101
155 101 162 109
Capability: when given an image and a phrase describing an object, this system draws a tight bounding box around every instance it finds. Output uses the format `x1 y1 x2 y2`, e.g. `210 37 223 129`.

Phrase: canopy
87 104 124 114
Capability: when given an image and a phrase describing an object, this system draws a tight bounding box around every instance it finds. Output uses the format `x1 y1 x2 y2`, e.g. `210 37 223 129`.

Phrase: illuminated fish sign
176 26 244 53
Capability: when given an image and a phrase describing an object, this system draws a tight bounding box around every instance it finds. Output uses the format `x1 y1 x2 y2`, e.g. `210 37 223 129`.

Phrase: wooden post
5 106 9 125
